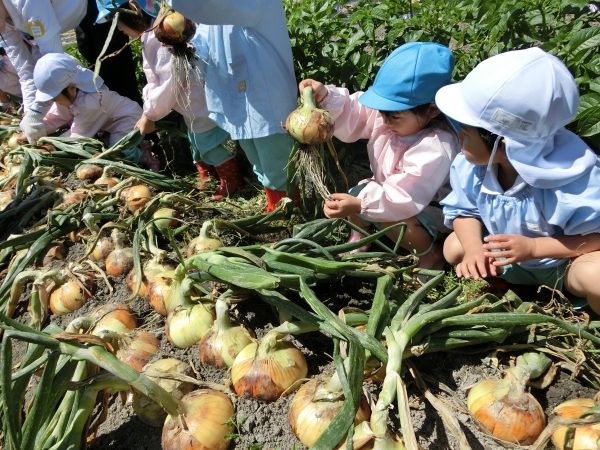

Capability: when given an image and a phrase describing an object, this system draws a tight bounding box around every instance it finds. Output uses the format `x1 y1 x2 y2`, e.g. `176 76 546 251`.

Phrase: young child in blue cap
299 42 459 269
436 47 600 313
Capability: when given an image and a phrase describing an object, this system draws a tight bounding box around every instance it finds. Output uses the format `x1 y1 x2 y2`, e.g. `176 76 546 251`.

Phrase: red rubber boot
194 161 218 190
264 188 302 212
212 157 242 200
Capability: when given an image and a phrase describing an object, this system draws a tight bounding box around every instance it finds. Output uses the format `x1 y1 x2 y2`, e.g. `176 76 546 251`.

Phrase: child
34 52 159 171
299 42 459 269
436 47 600 313
97 0 239 198
0 49 21 110
160 0 298 211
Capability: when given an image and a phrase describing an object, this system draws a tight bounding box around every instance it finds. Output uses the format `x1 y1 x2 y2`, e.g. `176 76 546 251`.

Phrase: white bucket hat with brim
34 53 104 103
435 47 596 189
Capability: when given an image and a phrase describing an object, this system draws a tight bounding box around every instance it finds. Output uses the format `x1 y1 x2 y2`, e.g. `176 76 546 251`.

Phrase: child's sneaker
139 140 160 172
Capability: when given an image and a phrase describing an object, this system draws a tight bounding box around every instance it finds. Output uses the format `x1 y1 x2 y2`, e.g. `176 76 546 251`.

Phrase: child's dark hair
111 3 152 33
476 127 500 151
380 103 456 135
61 86 78 102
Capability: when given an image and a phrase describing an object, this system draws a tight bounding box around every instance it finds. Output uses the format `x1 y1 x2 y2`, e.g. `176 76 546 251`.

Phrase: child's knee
443 232 464 266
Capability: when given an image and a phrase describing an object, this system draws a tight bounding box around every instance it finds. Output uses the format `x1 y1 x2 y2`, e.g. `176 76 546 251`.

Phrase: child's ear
427 103 442 119
67 83 77 98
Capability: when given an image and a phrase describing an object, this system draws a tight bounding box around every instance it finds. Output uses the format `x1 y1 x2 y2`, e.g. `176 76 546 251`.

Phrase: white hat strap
486 135 503 172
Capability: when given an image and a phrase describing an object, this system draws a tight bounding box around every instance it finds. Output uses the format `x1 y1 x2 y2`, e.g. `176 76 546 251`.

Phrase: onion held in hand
285 86 334 145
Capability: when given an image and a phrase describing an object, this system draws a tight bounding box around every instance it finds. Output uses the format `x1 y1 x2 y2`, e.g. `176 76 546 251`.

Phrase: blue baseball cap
96 0 159 23
359 42 455 111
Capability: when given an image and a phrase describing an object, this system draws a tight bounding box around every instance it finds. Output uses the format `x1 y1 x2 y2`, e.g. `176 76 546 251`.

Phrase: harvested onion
162 389 234 450
231 329 308 402
153 207 179 234
552 397 600 450
93 176 119 189
154 5 196 45
116 330 160 371
105 229 134 277
285 86 334 146
126 254 175 297
467 352 550 445
186 220 223 257
76 164 103 181
133 358 195 427
290 377 371 447
49 279 94 316
198 299 255 368
89 236 114 262
125 184 152 212
165 302 214 349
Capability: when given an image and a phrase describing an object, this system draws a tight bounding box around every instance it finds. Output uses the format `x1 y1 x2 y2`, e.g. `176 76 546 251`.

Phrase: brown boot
213 157 242 200
194 161 217 190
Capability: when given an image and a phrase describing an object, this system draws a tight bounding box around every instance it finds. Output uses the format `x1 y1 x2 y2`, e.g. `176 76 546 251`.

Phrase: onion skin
154 5 196 45
552 398 600 450
89 237 114 262
49 279 93 315
94 176 119 189
162 389 234 450
116 331 160 371
90 303 137 335
186 221 223 257
133 358 194 427
153 208 179 233
285 86 334 145
467 373 545 445
165 303 214 349
289 378 371 447
38 242 67 267
126 259 175 297
126 185 152 212
231 333 308 402
76 164 103 181
105 247 134 277
60 190 87 207
147 275 173 316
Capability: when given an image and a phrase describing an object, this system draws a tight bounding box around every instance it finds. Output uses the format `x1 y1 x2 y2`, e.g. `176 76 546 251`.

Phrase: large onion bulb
126 257 175 297
89 237 114 262
231 330 308 402
552 398 600 450
165 303 214 349
467 352 550 445
186 221 223 257
125 185 152 212
154 5 196 45
105 229 134 277
153 208 179 234
49 279 94 316
162 389 234 450
133 358 194 427
198 299 255 368
116 331 160 371
290 377 371 447
90 303 137 335
76 164 103 181
285 86 334 145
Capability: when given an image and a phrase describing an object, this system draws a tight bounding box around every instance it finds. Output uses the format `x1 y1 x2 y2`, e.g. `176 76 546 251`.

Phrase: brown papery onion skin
126 185 152 212
49 279 93 315
147 276 173 316
289 378 371 447
90 303 137 335
231 334 308 403
162 389 234 450
94 176 119 189
89 237 114 262
552 398 600 450
76 164 103 181
126 260 175 297
116 331 160 371
467 373 545 445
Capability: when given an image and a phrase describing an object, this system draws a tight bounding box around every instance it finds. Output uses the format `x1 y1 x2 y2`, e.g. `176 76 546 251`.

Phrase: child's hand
456 247 497 280
135 116 156 136
298 79 328 104
483 234 537 266
323 193 361 218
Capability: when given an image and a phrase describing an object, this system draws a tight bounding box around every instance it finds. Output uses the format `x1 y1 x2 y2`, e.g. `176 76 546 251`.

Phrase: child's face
458 124 493 165
118 21 142 39
381 104 439 137
52 84 77 107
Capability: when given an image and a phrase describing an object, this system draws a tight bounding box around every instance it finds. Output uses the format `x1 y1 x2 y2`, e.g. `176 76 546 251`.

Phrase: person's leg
563 252 600 314
239 133 293 191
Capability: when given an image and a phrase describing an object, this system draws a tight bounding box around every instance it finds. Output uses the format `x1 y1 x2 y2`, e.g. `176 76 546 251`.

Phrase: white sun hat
435 47 596 188
34 53 104 103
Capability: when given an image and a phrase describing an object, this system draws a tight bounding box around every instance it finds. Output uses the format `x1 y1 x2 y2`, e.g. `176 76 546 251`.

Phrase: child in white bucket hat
34 53 159 171
299 42 459 269
436 47 600 313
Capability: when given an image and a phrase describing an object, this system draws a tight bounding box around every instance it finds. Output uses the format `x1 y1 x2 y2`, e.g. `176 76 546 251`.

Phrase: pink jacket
141 29 216 134
321 86 459 223
43 85 141 145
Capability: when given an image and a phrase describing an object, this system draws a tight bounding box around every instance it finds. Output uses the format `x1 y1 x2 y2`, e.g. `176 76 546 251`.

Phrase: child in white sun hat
436 47 600 313
299 42 459 269
34 53 159 171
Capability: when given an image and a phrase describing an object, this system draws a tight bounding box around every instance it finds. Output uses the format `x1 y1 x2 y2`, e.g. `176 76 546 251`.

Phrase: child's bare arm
453 217 497 279
483 233 600 266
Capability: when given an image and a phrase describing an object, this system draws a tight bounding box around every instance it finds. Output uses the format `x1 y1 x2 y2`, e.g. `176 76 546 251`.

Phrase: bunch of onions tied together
231 324 308 402
285 86 346 200
552 393 600 450
165 276 214 349
198 298 256 368
289 357 371 448
187 220 223 257
467 352 551 445
105 228 135 277
134 358 195 427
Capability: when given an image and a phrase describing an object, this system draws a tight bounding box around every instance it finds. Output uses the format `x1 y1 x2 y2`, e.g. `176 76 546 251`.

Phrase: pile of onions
552 396 600 450
231 329 307 402
133 358 195 427
162 389 234 450
105 229 134 277
165 278 214 348
198 299 255 368
285 86 334 146
116 330 160 371
76 164 103 181
186 221 223 257
289 377 371 447
467 352 550 445
49 276 95 316
125 185 152 213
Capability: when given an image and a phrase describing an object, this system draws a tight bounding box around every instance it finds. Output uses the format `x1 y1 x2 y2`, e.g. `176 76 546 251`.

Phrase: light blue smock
174 0 298 140
441 154 600 270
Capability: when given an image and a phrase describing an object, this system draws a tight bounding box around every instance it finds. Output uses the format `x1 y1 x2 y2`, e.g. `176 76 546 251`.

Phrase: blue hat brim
358 88 420 112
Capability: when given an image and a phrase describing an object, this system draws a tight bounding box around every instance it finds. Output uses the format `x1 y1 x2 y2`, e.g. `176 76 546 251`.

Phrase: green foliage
285 0 600 145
